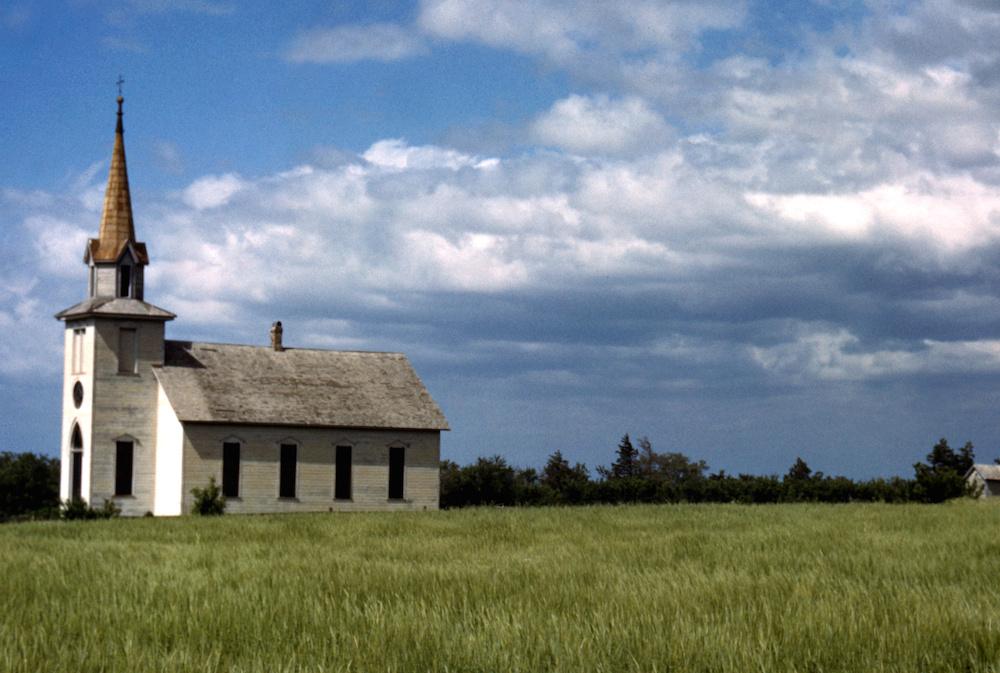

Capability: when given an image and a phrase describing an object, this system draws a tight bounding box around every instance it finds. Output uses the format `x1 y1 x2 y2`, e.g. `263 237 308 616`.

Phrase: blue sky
4 0 1000 478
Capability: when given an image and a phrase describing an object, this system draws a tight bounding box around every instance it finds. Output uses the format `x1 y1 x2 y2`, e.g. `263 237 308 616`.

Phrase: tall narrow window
388 446 404 500
222 442 240 498
115 440 133 496
279 443 297 498
72 328 85 374
118 265 131 298
71 425 83 502
118 328 137 374
335 446 352 500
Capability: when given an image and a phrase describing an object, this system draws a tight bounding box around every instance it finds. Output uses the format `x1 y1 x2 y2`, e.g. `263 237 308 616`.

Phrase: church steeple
93 96 135 261
86 95 147 266
82 94 149 300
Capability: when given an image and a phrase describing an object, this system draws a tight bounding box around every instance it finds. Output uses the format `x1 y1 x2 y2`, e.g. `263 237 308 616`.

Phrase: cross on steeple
116 75 125 97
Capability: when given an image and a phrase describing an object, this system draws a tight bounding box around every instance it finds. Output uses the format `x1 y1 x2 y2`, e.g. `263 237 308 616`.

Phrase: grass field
2 502 1000 672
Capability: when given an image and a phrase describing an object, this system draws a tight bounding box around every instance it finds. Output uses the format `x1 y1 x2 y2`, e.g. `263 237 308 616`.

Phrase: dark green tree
541 450 591 503
602 434 640 480
913 438 975 503
925 438 974 475
785 457 813 482
0 451 60 521
637 436 708 484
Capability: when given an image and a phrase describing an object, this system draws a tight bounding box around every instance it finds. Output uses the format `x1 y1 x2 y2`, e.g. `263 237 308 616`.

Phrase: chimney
269 321 284 351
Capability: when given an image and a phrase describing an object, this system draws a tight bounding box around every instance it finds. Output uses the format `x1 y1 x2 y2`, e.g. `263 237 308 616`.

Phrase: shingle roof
55 296 176 321
153 340 449 431
967 464 1000 481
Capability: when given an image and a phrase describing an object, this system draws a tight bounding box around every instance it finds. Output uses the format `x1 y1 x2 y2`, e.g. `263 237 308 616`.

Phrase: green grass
2 502 1000 672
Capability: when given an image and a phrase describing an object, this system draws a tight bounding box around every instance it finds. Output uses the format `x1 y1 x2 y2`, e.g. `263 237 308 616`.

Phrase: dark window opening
223 442 240 498
388 446 404 500
71 451 83 501
115 440 133 496
118 328 136 374
71 425 83 502
118 266 131 298
335 446 352 500
73 381 84 408
279 443 296 498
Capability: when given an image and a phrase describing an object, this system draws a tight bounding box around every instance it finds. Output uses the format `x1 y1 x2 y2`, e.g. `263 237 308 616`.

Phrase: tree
601 434 640 480
540 451 591 504
465 456 517 506
439 460 464 508
913 438 975 503
785 457 813 482
637 436 708 484
924 438 974 475
0 451 60 522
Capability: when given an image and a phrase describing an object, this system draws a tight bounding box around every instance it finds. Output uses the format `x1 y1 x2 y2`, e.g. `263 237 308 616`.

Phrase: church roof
55 296 176 321
86 96 148 265
153 340 449 431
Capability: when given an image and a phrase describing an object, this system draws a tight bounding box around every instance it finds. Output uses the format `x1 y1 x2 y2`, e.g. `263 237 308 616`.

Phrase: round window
73 381 84 408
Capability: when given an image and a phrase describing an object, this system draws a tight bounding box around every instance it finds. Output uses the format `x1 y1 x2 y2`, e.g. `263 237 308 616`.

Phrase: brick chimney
269 321 284 351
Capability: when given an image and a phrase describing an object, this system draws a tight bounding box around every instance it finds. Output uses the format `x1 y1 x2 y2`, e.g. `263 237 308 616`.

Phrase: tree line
0 436 985 521
441 435 983 508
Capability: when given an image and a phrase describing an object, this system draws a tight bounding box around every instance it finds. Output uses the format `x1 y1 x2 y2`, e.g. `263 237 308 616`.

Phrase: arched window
70 424 83 501
118 263 132 298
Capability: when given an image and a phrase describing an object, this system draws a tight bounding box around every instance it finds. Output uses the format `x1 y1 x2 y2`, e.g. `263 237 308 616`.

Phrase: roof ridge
165 338 405 355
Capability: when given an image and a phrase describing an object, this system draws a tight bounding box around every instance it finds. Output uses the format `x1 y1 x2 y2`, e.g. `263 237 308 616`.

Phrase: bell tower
55 95 174 515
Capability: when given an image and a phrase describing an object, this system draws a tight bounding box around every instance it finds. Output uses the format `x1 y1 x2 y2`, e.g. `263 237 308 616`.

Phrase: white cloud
531 95 672 156
25 216 89 277
752 327 1000 382
285 23 426 63
418 0 745 65
182 173 245 210
0 278 60 377
362 139 492 171
745 173 1000 251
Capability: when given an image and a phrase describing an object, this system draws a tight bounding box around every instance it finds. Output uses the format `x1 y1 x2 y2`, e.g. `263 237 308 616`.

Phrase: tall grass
2 502 999 672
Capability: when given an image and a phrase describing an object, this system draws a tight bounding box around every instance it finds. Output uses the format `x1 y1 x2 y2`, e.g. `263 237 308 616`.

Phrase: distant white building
965 464 1000 498
56 96 448 516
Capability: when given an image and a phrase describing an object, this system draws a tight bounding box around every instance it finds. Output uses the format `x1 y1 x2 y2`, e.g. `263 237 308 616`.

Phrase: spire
89 95 141 263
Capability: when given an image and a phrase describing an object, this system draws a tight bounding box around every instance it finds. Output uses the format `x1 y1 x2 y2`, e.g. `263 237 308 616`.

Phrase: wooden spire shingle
89 96 146 263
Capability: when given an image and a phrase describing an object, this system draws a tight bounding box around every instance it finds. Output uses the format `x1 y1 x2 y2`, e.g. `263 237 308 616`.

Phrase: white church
57 96 448 516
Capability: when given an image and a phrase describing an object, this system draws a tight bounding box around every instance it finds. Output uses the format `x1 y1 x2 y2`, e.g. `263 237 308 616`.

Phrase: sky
3 0 1000 479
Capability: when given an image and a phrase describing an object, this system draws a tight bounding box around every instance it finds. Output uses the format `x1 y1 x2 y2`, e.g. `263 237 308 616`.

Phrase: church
56 96 448 516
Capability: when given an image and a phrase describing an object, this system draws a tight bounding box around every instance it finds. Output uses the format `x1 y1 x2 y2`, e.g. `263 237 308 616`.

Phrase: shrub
61 498 121 520
191 477 226 515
